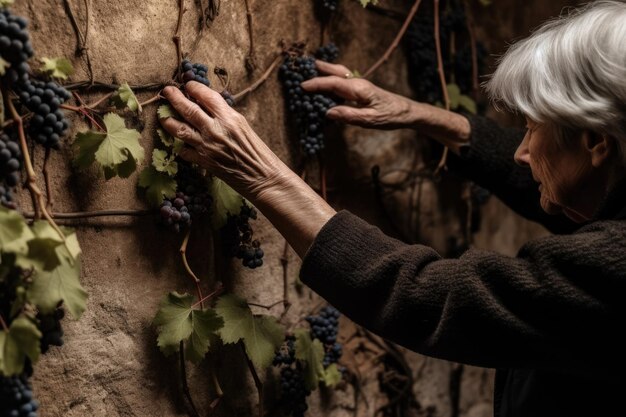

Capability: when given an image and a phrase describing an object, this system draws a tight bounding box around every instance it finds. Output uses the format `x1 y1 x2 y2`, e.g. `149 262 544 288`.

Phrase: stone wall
7 0 578 415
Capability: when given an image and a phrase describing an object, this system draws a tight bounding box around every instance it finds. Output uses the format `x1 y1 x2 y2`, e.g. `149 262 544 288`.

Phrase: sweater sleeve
300 211 625 374
447 116 577 234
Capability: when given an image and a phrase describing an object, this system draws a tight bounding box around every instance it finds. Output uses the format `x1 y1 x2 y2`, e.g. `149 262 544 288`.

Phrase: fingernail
163 86 174 96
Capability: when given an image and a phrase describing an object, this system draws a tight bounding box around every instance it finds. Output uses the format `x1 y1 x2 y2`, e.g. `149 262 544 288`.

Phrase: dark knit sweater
300 116 626 417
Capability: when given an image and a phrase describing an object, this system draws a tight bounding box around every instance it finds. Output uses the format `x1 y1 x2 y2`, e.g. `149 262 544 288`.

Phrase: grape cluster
181 59 211 87
307 306 343 370
279 367 310 417
279 54 337 156
220 203 264 269
0 373 39 417
0 184 15 209
17 79 71 149
220 90 235 107
314 42 339 63
159 162 213 232
0 8 34 85
404 15 440 103
1 131 21 188
38 308 65 354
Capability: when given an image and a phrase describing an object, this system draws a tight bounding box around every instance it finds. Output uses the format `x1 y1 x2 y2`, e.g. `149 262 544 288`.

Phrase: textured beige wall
8 0 578 416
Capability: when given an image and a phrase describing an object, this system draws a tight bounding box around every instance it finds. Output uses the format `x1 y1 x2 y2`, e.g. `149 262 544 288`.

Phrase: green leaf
210 178 245 229
152 149 178 177
15 221 64 272
153 292 223 363
0 0 15 7
215 294 285 370
27 252 86 319
358 0 378 6
458 95 477 115
447 83 462 110
0 315 42 376
157 129 185 154
73 113 144 179
157 104 179 119
40 57 74 80
295 329 325 391
111 82 142 113
322 364 343 387
137 166 177 207
0 207 34 256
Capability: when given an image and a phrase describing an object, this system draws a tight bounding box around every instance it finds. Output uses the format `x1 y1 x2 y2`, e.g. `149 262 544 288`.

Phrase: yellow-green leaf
157 104 179 119
322 363 343 387
111 82 142 113
138 166 177 207
0 316 42 376
458 95 477 115
359 0 378 6
73 113 144 179
215 294 285 370
0 207 34 256
0 57 9 77
210 178 245 229
0 0 15 8
152 149 178 177
40 57 74 80
295 329 325 391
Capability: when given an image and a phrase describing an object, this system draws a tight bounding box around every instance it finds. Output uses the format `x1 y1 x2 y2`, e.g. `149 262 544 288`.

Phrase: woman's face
514 118 605 222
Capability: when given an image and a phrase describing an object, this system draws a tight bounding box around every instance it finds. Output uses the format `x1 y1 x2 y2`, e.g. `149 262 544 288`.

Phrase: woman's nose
514 132 531 167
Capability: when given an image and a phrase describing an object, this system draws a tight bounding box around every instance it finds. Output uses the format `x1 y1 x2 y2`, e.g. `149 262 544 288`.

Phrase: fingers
301 76 363 101
314 60 352 77
162 86 214 132
184 81 232 118
178 146 204 166
160 116 204 147
326 105 377 126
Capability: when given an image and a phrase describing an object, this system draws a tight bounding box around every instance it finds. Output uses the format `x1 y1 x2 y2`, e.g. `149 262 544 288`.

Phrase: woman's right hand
301 60 420 130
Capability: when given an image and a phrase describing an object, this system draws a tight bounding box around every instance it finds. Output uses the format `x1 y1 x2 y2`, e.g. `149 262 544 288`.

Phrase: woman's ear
583 131 613 168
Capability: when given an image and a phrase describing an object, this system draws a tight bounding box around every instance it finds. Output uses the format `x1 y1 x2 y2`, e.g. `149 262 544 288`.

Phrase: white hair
485 1 626 164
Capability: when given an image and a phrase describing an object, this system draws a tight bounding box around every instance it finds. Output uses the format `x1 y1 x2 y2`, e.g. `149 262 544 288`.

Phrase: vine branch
243 0 257 72
174 0 186 79
363 0 423 78
63 0 94 83
433 0 451 177
232 54 282 102
43 147 53 210
21 209 153 219
0 314 8 332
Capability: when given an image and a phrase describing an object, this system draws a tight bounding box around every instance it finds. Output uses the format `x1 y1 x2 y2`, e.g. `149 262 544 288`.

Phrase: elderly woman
160 2 625 416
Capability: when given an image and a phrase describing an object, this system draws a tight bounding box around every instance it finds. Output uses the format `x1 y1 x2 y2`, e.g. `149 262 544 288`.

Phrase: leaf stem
139 93 164 107
179 342 201 417
173 0 186 80
243 0 257 72
190 284 224 309
362 0 423 78
43 147 53 210
240 343 263 417
180 229 204 308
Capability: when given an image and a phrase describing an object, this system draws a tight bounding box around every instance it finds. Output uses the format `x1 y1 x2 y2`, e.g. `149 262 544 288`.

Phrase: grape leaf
295 329 325 391
40 57 74 80
111 82 142 113
0 0 15 7
210 178 245 229
73 113 144 179
157 129 185 154
153 292 223 363
0 207 33 255
358 0 378 6
152 149 178 177
458 95 477 115
138 166 177 207
447 83 462 109
322 364 343 387
157 104 179 119
27 252 86 319
0 315 42 376
15 221 64 272
215 294 285 370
